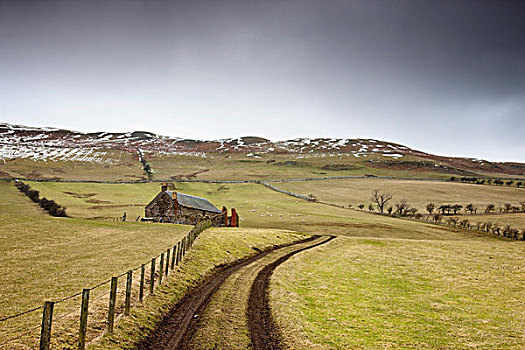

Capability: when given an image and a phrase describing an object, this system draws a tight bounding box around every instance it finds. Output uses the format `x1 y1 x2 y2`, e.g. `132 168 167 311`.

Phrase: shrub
13 181 67 217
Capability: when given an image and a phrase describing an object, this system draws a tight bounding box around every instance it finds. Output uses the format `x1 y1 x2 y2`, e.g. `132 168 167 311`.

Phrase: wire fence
0 220 212 350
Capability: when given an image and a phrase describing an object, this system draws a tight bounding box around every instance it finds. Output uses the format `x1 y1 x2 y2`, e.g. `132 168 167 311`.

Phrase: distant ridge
1 122 524 176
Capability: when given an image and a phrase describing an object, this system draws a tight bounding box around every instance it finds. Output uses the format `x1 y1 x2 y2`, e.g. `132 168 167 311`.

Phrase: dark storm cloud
0 0 523 161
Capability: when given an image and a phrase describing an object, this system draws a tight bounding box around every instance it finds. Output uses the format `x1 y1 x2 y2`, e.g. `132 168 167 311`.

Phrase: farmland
1 175 524 349
28 180 476 240
0 179 306 348
272 236 525 349
0 180 188 347
276 178 525 228
276 178 525 210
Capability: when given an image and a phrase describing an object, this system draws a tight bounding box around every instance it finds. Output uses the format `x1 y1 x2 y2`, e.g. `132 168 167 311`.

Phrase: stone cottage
144 183 239 227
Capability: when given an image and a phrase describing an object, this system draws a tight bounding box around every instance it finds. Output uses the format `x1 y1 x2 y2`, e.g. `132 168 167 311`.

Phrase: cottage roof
166 191 222 214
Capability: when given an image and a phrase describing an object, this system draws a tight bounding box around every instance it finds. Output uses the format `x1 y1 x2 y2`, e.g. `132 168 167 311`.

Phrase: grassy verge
272 236 525 349
91 227 306 350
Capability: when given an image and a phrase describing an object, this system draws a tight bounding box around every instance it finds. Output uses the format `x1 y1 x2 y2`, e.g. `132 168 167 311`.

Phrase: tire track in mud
136 235 326 350
247 235 336 350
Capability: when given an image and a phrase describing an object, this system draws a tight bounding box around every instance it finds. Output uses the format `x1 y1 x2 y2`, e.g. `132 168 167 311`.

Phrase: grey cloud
0 0 523 161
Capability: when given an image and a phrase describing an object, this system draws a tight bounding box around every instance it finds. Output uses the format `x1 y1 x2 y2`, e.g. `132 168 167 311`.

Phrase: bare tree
451 204 463 214
395 199 409 216
371 190 393 215
426 203 435 215
408 207 418 217
438 204 450 215
465 203 477 215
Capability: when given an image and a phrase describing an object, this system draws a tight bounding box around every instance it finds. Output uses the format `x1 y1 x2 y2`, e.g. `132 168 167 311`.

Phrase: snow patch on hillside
0 144 116 163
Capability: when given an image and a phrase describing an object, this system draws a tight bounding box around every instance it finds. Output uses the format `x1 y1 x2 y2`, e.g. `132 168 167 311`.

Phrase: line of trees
361 189 525 240
425 202 525 215
430 215 524 240
451 176 523 188
14 180 67 217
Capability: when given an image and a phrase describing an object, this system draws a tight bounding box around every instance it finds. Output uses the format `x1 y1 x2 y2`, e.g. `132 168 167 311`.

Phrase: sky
1 0 524 162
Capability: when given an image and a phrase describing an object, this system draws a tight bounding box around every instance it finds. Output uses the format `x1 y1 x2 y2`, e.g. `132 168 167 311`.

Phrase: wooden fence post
150 258 156 294
165 249 170 277
159 253 164 285
139 264 145 302
107 277 118 333
78 289 89 350
176 242 181 265
171 244 176 269
125 270 132 316
39 301 54 350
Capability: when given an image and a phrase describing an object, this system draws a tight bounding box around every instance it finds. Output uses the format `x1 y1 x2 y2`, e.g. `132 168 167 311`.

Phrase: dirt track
137 235 334 350
247 235 336 350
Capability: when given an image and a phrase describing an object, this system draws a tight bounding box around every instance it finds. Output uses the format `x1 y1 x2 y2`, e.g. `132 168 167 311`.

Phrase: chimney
231 208 238 227
161 183 167 192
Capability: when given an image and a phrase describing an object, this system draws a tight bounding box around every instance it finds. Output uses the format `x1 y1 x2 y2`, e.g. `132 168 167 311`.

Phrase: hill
1 122 524 181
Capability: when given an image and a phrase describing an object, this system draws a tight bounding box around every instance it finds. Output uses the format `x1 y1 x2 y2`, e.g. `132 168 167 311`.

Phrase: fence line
259 181 316 202
0 175 455 184
0 220 212 349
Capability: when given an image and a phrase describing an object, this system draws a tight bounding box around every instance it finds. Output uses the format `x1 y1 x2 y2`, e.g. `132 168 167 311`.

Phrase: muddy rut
247 235 336 350
137 235 334 350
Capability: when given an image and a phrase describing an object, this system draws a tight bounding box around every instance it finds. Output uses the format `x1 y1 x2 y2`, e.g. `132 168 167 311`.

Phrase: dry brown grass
277 178 524 209
277 178 525 228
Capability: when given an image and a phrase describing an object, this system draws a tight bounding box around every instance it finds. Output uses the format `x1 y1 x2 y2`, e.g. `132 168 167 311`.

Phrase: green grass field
0 180 305 348
28 180 478 240
0 180 190 346
2 177 525 349
272 236 525 349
